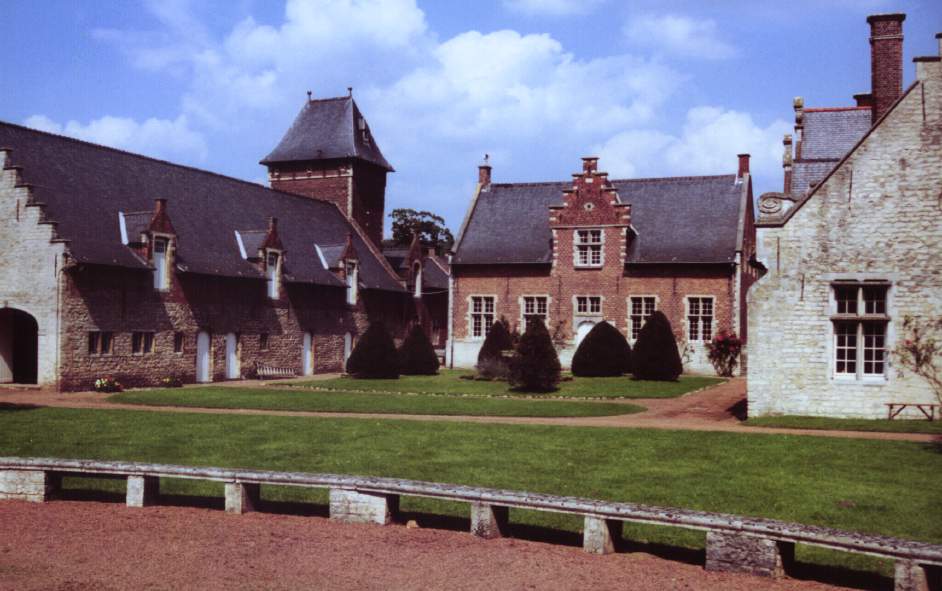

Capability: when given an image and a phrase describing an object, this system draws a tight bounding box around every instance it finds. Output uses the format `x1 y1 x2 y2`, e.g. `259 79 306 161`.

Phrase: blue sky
2 0 939 236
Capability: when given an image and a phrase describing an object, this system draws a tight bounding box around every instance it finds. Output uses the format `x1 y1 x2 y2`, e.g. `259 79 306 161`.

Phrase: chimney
154 198 167 215
268 216 278 232
853 93 874 108
737 154 750 179
582 156 599 174
782 135 793 194
867 13 905 124
478 154 492 186
793 97 804 159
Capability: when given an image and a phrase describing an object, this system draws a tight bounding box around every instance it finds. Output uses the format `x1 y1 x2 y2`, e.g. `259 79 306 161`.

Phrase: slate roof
790 107 871 197
0 121 403 292
422 257 449 290
452 175 744 265
260 96 393 171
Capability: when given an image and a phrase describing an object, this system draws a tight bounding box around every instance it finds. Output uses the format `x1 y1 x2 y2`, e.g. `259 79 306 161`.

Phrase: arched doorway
196 331 211 383
575 321 595 348
302 332 313 376
343 332 353 369
225 333 240 380
0 308 39 384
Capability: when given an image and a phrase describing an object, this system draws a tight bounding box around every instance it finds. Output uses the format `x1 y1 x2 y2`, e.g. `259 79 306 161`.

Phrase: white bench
254 362 297 379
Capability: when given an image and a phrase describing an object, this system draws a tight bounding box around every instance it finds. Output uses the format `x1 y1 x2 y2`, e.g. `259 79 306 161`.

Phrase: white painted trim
684 295 716 342
118 212 129 245
234 231 247 259
466 294 498 340
572 228 605 268
314 244 329 269
626 294 659 342
517 294 551 330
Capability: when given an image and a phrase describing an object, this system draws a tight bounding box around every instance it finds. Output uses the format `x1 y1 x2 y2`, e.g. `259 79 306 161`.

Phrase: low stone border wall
1 457 939 589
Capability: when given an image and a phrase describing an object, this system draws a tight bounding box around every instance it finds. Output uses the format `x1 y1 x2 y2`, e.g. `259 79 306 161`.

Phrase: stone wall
0 150 67 386
748 57 942 418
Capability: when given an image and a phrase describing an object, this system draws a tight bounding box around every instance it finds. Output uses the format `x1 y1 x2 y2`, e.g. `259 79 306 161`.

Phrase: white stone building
748 20 942 419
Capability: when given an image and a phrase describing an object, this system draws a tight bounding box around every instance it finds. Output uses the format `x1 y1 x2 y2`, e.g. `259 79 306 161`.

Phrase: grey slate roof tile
452 175 743 265
260 97 393 171
0 121 403 292
801 108 871 159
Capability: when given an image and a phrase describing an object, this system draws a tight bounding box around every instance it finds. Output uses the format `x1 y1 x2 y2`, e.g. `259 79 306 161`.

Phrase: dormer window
345 260 359 305
153 237 170 290
575 229 603 267
266 251 281 299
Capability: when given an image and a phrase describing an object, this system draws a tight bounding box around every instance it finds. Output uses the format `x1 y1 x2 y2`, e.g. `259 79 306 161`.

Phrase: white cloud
23 114 208 162
595 106 789 178
503 0 604 16
624 14 737 60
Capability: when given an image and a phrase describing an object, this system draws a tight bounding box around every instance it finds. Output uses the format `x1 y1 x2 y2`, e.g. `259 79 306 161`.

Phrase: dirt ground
0 500 854 591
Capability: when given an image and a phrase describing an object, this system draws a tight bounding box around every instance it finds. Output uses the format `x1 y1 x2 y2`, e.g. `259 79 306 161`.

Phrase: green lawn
0 406 938 581
294 370 723 399
746 415 942 435
110 387 643 417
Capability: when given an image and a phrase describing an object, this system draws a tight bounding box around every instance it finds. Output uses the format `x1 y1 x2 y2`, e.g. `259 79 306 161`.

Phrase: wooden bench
886 402 939 421
254 362 297 380
0 457 939 590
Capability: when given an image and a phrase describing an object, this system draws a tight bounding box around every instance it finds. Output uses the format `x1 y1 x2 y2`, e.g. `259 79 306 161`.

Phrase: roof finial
347 87 353 97
483 153 489 165
306 90 312 101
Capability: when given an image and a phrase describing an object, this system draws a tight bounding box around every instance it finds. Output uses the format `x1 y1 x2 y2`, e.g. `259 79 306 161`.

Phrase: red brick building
0 95 416 390
448 156 757 373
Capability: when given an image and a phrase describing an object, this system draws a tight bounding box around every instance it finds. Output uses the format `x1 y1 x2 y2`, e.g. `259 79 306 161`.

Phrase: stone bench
254 362 297 379
1 457 939 590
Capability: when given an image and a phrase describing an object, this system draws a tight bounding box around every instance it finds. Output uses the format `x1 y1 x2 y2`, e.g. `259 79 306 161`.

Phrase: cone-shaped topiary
631 311 683 381
509 317 561 392
476 318 515 379
398 324 440 375
345 321 399 379
571 321 632 377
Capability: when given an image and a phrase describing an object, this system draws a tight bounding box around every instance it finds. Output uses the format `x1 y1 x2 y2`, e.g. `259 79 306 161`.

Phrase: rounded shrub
476 318 515 379
631 311 683 381
571 321 632 377
345 321 399 379
398 324 440 375
509 317 561 392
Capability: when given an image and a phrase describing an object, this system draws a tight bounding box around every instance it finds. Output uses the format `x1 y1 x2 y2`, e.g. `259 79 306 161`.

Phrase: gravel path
0 500 848 591
0 378 935 442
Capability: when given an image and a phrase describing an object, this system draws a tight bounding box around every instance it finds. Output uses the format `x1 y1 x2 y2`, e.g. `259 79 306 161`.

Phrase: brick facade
748 51 942 418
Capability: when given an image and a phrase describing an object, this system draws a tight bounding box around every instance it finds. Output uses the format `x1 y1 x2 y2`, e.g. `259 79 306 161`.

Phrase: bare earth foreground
0 501 848 591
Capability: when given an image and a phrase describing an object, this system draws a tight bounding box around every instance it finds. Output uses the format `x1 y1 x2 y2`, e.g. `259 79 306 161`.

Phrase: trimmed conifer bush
345 322 399 379
631 311 683 381
571 321 632 377
476 318 515 379
509 317 561 392
398 324 440 375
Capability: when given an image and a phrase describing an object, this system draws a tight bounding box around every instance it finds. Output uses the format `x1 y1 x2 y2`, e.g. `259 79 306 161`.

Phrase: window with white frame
687 297 714 341
574 229 603 267
153 237 170 290
522 296 548 327
831 283 889 379
629 296 656 340
575 296 602 315
470 296 495 338
266 251 281 300
345 260 359 305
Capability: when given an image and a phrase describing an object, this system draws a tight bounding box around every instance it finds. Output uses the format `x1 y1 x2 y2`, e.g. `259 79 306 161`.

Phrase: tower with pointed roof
261 92 394 247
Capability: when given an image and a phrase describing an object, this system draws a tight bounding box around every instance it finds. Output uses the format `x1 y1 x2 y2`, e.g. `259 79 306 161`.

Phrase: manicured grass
0 406 938 580
296 369 723 399
110 387 643 417
746 415 942 435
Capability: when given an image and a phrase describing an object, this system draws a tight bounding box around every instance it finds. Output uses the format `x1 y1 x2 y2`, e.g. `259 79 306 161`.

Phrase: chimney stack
867 13 905 124
582 156 599 174
737 154 750 179
782 135 793 194
478 154 492 186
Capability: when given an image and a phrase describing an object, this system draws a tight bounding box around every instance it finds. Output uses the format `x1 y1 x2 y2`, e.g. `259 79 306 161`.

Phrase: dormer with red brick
261 91 393 248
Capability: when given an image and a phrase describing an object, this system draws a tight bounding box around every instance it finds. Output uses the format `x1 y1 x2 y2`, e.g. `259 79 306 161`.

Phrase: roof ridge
804 106 871 112
0 119 349 209
491 173 735 188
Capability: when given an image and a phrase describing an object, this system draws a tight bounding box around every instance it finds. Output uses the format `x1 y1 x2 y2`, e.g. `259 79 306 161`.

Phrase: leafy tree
509 317 561 392
894 315 942 405
706 331 743 377
571 321 632 377
398 324 440 375
476 318 515 378
389 208 454 252
345 322 399 379
632 311 683 381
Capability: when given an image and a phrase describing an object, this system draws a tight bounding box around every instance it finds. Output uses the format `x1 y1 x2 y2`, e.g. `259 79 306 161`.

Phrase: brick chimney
737 154 750 180
867 13 905 124
478 154 492 186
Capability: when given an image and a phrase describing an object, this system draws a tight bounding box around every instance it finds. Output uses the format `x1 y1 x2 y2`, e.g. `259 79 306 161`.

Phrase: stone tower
261 92 393 247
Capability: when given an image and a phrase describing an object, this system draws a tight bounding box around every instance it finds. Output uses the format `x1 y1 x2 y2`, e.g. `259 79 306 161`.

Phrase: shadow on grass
0 402 41 412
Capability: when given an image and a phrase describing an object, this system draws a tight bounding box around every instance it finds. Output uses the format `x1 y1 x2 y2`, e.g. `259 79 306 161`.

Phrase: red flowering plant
893 315 942 405
706 331 742 377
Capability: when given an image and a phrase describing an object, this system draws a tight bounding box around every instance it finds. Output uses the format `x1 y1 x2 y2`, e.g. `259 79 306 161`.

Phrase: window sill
831 375 888 385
